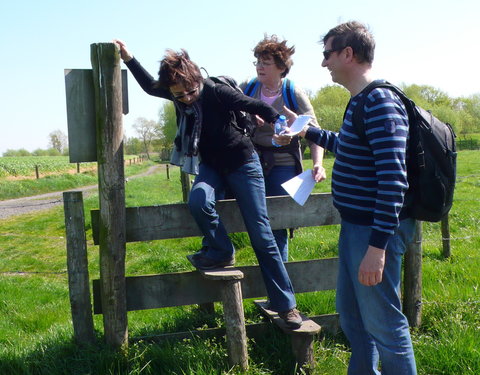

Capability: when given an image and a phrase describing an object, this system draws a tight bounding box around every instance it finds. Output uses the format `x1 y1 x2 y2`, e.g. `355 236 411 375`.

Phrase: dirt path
0 164 164 220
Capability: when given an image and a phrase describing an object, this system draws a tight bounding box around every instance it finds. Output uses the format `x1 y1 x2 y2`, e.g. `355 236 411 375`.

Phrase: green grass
0 152 479 374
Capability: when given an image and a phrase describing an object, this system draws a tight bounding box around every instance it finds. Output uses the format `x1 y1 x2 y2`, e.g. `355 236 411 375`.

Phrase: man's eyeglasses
173 87 198 100
323 46 347 60
253 60 274 67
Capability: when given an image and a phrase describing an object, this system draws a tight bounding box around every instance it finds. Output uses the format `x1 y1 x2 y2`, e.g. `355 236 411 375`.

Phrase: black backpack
209 76 257 137
351 81 457 222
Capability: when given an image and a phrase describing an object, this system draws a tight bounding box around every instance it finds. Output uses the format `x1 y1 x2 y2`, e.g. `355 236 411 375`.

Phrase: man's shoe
190 253 235 270
278 308 303 329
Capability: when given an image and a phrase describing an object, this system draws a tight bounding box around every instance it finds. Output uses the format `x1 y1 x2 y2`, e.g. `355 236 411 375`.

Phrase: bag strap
244 77 298 112
350 80 415 142
282 78 298 111
244 78 260 97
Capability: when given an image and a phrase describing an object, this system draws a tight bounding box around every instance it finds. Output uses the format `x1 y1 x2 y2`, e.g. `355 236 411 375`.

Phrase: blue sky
1 0 478 155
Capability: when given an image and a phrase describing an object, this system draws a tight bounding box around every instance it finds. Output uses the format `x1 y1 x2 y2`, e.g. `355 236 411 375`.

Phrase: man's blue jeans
336 218 417 375
264 165 297 262
188 152 297 312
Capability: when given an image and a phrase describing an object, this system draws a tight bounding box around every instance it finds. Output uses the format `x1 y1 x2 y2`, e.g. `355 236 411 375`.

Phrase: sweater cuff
304 126 318 142
369 229 391 250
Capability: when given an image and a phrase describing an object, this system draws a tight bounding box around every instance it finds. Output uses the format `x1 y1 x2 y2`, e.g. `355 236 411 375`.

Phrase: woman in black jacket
114 40 302 328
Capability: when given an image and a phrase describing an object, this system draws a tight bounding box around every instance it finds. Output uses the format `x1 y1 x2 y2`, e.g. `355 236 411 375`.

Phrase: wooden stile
91 42 128 348
90 193 341 245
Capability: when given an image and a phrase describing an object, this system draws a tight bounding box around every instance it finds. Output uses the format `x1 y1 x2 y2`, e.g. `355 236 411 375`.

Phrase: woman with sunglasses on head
114 39 303 328
242 35 327 262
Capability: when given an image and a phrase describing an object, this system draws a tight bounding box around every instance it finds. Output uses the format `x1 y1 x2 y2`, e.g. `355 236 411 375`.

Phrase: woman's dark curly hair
155 49 203 89
253 34 295 78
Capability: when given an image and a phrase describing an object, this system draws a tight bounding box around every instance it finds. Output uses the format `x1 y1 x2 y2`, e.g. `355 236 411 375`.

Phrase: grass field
0 152 479 374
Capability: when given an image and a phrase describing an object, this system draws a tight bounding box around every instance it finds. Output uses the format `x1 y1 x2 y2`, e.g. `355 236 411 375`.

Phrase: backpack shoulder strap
351 80 413 142
244 78 260 97
282 78 298 112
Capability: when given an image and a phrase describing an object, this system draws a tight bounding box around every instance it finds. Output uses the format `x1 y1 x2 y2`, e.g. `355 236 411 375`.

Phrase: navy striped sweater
305 85 409 249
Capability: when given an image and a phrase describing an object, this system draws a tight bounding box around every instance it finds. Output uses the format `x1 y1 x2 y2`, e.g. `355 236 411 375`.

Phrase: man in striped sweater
279 21 417 375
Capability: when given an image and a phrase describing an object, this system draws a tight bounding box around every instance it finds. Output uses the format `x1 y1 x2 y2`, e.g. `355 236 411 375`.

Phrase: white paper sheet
281 169 315 206
280 115 312 136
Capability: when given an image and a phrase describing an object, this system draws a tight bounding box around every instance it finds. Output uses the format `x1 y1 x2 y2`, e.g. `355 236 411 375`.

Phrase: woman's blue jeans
336 218 417 375
188 152 297 312
264 165 297 262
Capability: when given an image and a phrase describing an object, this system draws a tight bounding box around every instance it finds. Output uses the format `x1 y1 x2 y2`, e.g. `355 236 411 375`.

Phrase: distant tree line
3 130 69 157
310 83 480 137
4 84 479 158
129 83 480 159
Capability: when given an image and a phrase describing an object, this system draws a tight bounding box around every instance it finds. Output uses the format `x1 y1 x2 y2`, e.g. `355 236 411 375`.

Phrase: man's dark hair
322 21 375 64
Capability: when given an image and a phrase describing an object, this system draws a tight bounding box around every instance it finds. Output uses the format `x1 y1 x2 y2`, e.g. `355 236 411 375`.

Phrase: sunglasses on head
323 46 347 60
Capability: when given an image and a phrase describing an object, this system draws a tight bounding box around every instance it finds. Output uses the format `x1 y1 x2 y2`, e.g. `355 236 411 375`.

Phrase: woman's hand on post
112 39 133 62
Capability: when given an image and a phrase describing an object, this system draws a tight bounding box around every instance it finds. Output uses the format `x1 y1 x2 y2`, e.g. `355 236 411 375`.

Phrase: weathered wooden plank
64 69 97 163
93 258 338 314
91 42 127 348
91 193 340 245
63 191 95 345
64 69 129 163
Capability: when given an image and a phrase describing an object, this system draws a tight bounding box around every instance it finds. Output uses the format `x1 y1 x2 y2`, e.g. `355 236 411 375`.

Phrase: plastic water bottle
271 115 288 147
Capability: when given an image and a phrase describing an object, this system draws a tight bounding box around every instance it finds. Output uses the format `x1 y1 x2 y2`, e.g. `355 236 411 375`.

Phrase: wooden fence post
35 165 40 179
166 164 170 180
441 215 451 258
63 191 95 345
181 170 191 203
91 42 128 348
403 220 422 327
221 279 248 370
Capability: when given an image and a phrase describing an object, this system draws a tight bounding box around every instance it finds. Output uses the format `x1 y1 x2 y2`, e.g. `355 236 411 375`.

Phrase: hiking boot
192 246 208 257
190 253 235 270
278 308 303 329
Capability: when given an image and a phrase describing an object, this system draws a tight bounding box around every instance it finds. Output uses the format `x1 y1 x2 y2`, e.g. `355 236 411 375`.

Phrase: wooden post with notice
403 220 423 327
91 42 128 348
63 191 95 345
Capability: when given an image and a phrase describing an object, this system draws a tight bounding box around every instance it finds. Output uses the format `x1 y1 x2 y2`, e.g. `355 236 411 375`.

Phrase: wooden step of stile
186 254 248 370
186 254 244 280
254 299 321 335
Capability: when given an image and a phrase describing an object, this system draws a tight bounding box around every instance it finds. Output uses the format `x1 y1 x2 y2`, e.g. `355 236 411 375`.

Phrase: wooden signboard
64 69 128 163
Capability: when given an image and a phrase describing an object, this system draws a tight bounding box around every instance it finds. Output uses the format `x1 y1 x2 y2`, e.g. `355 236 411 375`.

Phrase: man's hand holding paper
281 169 316 206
